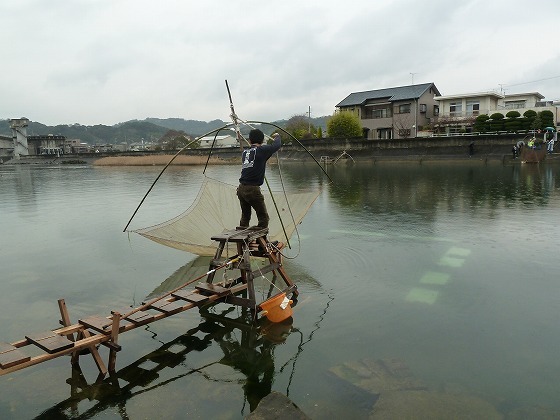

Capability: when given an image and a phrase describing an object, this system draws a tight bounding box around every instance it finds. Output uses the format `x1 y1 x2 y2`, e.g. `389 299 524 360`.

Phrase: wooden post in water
108 313 121 372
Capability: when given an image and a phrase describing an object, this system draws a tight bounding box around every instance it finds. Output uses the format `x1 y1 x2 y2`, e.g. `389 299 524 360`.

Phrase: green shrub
523 110 537 119
490 113 504 120
327 112 362 138
473 114 490 132
539 110 554 128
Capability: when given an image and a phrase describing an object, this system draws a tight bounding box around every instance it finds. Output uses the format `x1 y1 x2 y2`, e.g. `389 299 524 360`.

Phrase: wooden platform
0 228 297 377
0 342 30 369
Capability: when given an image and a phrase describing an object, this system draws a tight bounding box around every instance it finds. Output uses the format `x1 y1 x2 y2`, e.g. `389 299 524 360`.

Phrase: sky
2 0 560 127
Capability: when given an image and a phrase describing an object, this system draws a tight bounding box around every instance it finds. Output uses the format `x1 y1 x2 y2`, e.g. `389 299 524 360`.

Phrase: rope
275 147 302 258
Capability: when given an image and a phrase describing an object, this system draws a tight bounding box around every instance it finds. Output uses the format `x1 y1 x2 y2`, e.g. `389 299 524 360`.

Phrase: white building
198 134 238 148
433 91 558 133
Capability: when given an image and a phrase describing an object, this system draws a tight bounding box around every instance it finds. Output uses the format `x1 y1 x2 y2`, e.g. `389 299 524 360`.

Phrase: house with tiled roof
335 83 441 139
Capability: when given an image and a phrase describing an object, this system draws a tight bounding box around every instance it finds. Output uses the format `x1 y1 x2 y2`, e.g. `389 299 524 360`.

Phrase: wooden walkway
1 227 297 377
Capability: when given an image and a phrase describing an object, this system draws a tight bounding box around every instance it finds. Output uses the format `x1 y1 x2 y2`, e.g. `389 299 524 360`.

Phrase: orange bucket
260 293 293 323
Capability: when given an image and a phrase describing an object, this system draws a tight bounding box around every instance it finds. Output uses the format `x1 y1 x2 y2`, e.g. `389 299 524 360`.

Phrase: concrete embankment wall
283 134 522 162
3 134 555 165
201 134 528 163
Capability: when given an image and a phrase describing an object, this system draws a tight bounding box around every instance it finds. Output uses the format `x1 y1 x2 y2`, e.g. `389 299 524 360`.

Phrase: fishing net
133 177 320 256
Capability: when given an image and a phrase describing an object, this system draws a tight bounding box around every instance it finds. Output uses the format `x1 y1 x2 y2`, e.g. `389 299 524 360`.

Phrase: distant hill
145 116 329 136
145 118 228 136
0 115 330 144
0 119 169 145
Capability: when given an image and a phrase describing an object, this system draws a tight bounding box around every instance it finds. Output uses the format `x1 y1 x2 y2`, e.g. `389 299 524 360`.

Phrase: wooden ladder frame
0 228 298 378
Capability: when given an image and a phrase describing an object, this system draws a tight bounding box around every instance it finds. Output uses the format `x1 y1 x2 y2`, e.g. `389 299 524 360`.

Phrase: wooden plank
172 290 209 304
25 331 56 341
211 228 268 242
149 299 185 315
1 333 109 376
0 342 17 354
196 282 230 296
79 315 132 333
0 350 31 369
111 307 155 324
79 315 112 333
26 332 74 354
0 342 31 369
210 230 246 241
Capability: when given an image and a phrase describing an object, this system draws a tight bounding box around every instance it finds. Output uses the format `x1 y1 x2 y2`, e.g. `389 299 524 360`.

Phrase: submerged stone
505 405 560 419
369 390 502 419
329 358 427 394
246 391 309 420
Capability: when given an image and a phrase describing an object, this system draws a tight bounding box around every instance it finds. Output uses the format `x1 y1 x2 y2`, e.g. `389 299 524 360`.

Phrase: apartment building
433 91 558 134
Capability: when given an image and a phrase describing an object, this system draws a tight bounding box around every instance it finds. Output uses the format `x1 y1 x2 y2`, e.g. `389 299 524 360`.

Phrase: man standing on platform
237 129 281 229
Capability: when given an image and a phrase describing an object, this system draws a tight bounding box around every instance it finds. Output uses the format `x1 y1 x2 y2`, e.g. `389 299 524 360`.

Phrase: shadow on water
33 257 332 419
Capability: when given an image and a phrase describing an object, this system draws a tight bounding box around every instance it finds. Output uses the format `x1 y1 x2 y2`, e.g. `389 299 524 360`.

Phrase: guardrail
430 130 535 137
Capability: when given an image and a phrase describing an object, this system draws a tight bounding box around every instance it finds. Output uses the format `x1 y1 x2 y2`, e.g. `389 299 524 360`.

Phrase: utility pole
308 106 311 133
410 72 417 85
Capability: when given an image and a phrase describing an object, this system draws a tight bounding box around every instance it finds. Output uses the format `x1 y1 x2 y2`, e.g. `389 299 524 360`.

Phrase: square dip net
133 177 320 256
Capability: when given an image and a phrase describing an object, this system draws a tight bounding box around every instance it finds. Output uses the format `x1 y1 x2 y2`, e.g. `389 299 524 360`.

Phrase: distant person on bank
237 129 281 229
547 135 556 154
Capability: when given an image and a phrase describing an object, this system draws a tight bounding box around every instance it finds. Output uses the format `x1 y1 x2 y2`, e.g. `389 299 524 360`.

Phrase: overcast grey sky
2 0 560 126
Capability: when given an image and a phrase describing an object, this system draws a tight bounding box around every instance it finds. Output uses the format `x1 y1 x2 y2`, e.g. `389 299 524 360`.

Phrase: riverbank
2 132 558 165
92 154 234 166
3 152 559 166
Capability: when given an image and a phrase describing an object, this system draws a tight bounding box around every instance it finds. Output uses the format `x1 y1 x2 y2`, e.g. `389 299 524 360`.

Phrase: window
449 101 462 117
397 103 411 114
434 105 440 116
373 108 391 118
466 100 480 116
504 100 526 109
363 106 392 119
377 128 392 139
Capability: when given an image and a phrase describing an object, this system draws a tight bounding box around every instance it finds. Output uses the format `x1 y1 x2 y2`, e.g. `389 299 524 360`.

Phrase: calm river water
1 161 559 419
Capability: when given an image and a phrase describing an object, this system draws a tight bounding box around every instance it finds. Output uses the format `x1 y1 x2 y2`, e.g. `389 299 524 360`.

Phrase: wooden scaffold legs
206 227 298 317
58 298 108 375
1 227 298 377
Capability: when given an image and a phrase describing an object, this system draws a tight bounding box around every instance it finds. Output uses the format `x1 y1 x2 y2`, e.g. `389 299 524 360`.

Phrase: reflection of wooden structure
38 308 293 418
0 228 296 377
